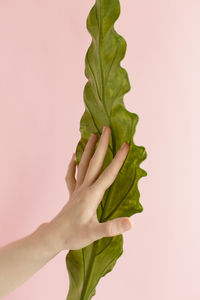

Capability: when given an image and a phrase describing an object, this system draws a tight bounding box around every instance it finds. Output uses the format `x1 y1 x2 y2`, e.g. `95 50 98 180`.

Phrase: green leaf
66 0 147 299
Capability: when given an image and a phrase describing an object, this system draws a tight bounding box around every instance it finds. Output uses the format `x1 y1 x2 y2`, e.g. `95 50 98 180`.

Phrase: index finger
92 141 129 192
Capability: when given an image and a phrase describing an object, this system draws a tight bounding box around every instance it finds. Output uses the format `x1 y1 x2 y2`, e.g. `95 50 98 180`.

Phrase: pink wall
0 0 199 299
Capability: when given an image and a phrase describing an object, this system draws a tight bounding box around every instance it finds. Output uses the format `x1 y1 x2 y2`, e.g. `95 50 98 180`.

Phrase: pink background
0 0 199 299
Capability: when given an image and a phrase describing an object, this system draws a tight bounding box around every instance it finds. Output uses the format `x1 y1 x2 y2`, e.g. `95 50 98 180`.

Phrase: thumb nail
121 219 132 231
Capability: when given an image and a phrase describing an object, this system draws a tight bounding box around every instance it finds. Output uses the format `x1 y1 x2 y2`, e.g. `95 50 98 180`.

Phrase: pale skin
0 126 132 298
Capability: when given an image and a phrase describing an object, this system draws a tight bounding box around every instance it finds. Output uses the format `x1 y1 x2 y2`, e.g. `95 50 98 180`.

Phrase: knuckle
82 144 91 157
65 176 69 184
103 166 111 178
104 167 116 182
90 154 99 165
66 181 69 188
117 150 125 160
84 185 94 199
109 167 117 178
83 189 90 199
78 186 90 199
65 174 71 183
100 178 108 191
37 222 48 231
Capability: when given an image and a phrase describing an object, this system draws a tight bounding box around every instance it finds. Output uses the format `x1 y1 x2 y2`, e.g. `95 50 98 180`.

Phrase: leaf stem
79 241 97 300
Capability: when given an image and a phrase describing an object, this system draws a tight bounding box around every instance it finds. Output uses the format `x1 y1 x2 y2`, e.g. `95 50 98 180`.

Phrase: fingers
65 153 77 195
76 133 99 187
95 217 132 239
83 126 111 186
92 141 129 197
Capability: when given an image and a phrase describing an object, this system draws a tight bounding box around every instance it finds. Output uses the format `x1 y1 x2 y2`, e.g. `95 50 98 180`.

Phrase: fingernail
90 133 97 139
72 153 76 161
121 219 132 231
102 126 107 133
120 142 129 150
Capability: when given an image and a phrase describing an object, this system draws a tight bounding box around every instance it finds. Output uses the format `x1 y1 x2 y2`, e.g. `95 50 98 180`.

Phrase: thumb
96 217 133 239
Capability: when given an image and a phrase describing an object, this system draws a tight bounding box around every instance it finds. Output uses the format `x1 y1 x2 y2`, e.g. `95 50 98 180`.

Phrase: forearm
0 222 61 298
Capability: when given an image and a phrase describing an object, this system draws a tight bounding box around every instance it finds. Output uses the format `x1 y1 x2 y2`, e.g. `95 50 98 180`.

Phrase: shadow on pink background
0 0 199 299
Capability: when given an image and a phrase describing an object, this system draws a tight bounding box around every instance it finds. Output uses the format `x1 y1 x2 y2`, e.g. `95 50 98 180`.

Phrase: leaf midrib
80 2 119 299
80 3 107 298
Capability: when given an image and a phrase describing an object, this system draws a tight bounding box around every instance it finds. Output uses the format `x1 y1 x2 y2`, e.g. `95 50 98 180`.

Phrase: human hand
47 126 133 251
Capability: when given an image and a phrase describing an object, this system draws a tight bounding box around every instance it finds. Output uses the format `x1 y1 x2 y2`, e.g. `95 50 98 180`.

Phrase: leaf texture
66 0 147 299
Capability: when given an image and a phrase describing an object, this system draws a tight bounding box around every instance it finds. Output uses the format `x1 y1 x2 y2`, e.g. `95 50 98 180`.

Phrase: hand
47 126 133 251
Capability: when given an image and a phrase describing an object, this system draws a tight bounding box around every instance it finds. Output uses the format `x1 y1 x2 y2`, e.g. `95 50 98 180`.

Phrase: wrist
31 222 63 259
